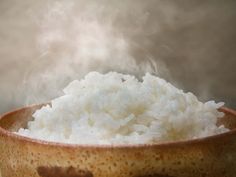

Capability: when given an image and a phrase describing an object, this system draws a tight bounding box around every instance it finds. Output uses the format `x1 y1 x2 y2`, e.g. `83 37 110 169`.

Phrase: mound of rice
17 72 228 144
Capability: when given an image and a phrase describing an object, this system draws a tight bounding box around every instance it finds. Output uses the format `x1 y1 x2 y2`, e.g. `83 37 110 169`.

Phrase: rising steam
20 1 169 106
1 0 235 113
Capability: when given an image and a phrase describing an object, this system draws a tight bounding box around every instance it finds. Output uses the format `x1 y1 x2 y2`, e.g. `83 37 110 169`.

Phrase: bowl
0 105 236 177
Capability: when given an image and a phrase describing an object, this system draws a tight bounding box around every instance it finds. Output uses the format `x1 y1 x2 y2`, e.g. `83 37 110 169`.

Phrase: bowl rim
0 104 236 149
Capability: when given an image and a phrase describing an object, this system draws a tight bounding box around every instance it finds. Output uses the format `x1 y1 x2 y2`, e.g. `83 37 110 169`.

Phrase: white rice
17 72 228 144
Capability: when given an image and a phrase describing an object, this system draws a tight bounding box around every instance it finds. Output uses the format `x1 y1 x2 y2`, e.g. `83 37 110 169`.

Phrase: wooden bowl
0 105 236 177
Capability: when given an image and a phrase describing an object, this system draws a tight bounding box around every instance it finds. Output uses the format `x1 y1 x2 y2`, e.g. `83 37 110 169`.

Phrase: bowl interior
0 104 44 132
1 105 236 135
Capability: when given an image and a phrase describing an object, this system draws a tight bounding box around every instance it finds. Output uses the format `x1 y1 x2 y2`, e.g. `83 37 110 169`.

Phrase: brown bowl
0 105 236 177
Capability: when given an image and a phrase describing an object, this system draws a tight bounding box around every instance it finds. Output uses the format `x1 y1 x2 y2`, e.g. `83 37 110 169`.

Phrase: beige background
0 0 235 114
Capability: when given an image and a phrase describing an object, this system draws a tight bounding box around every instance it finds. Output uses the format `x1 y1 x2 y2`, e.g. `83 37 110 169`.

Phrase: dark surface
37 166 93 177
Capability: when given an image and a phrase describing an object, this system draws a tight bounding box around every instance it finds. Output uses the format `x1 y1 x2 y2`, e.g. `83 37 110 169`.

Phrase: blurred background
0 0 235 114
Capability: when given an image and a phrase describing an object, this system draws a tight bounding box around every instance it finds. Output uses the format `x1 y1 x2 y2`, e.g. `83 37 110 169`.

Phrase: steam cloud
0 0 235 113
21 1 170 106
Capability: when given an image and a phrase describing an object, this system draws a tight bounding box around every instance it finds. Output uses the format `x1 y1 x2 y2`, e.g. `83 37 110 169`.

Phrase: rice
17 72 228 144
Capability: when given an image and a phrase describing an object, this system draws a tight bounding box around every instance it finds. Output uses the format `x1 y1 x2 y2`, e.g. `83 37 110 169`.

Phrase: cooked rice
17 72 228 144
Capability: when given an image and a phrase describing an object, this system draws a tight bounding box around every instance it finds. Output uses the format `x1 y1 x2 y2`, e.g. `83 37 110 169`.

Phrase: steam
1 0 235 113
21 1 169 105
